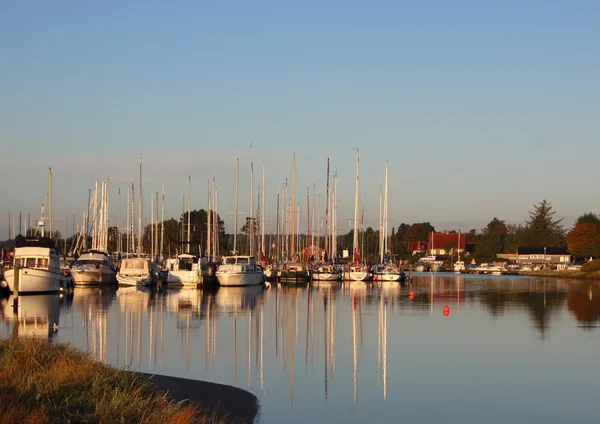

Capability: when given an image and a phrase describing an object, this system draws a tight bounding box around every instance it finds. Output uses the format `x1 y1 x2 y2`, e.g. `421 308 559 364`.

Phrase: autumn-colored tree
566 223 600 259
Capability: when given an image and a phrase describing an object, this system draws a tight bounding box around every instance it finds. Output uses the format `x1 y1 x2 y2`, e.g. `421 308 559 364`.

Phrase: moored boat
116 258 157 287
216 255 265 287
310 263 341 281
3 237 62 295
70 250 117 286
280 262 310 284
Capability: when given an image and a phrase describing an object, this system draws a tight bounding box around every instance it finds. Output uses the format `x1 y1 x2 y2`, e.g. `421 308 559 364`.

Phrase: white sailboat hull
373 272 400 282
311 272 340 281
4 268 62 294
344 270 370 281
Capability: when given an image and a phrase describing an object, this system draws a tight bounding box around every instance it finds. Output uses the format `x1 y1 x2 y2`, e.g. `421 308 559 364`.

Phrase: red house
429 232 466 255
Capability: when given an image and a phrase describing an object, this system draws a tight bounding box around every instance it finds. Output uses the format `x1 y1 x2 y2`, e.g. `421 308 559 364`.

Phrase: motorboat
215 255 265 287
2 237 62 294
116 258 158 287
70 250 117 286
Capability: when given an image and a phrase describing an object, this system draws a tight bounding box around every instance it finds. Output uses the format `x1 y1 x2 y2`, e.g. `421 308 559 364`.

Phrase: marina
1 273 599 423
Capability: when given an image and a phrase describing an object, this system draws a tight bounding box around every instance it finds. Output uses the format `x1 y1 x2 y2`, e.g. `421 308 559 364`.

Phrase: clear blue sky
2 1 599 238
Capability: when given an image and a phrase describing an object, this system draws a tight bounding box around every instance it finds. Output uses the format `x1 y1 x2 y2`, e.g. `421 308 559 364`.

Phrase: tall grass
0 338 224 423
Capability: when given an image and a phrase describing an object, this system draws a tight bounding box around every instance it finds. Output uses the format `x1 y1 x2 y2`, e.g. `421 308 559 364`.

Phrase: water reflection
2 275 599 423
1 294 61 340
567 281 600 328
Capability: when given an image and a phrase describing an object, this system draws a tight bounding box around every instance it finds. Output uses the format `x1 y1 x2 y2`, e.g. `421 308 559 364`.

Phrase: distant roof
518 246 569 255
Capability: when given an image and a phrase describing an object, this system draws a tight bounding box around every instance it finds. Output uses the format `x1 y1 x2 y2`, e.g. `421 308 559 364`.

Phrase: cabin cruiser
2 237 62 294
215 255 265 287
165 253 206 287
116 257 158 287
70 250 117 286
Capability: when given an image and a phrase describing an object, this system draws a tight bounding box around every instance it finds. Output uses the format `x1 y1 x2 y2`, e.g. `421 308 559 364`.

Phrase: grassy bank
520 269 600 280
0 338 222 423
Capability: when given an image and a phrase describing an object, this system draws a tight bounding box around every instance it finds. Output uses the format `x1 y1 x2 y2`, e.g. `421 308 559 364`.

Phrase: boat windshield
122 259 146 270
225 257 249 265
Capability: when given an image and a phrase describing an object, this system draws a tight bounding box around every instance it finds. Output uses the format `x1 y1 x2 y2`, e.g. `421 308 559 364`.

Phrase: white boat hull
167 270 200 287
216 271 264 287
344 270 370 281
116 274 153 287
71 267 117 286
373 272 400 282
3 268 62 294
311 272 341 281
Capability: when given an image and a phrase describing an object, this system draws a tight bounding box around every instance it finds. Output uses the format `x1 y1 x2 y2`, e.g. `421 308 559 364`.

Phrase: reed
0 338 224 424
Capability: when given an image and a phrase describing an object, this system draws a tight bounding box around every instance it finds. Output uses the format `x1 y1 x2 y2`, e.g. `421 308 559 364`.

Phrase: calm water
2 274 600 423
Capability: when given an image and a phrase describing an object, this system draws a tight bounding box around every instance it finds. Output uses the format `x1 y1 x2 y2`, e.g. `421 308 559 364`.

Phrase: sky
2 1 600 239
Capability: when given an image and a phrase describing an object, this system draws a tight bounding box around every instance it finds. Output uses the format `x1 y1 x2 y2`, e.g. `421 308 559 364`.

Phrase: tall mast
138 157 143 255
150 187 154 259
311 182 315 255
106 176 111 251
155 190 159 258
212 176 217 259
160 183 164 260
249 146 254 257
48 167 53 236
92 180 98 249
234 158 239 254
261 161 265 261
118 188 122 253
126 185 130 255
379 176 383 264
187 176 191 253
353 148 359 262
333 171 338 259
276 191 280 260
291 155 296 259
207 180 211 261
214 182 219 257
384 160 389 258
306 188 310 258
324 157 330 255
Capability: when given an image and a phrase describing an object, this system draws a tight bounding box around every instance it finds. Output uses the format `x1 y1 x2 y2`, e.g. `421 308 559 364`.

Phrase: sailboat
216 157 266 287
279 155 310 285
71 178 118 286
453 231 466 272
372 160 400 283
344 149 370 282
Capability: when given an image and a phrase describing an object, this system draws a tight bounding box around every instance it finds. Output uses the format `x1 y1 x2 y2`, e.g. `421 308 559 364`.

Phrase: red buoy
409 291 414 300
443 305 450 316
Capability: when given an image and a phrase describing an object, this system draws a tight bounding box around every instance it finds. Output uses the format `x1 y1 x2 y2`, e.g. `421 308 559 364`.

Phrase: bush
581 260 600 272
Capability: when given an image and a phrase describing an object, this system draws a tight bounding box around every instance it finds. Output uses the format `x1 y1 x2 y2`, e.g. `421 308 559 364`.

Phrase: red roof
430 232 466 250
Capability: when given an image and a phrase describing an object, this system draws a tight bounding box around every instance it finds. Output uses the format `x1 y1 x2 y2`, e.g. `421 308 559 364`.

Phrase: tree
567 223 600 259
575 212 600 229
523 200 565 247
475 217 508 258
406 222 435 242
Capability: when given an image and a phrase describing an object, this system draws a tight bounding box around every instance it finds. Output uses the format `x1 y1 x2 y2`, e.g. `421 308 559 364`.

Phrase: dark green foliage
575 212 600 229
581 260 600 272
523 200 565 247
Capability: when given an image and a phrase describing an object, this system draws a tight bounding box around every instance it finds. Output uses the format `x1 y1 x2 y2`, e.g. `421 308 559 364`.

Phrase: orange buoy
443 305 450 316
409 291 414 300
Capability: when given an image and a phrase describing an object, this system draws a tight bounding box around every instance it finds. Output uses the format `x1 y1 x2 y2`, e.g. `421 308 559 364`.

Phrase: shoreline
519 270 600 280
137 372 259 424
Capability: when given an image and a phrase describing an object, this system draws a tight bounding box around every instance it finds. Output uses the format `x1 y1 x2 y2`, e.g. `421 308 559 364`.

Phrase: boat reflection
1 294 61 340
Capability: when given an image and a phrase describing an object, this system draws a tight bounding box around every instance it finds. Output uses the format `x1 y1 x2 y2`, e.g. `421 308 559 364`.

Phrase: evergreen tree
524 200 565 247
575 212 600 229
